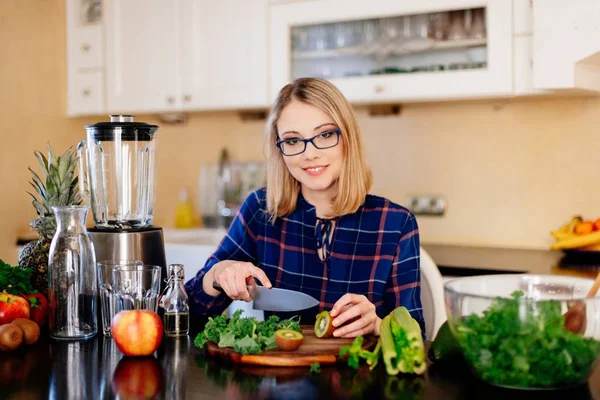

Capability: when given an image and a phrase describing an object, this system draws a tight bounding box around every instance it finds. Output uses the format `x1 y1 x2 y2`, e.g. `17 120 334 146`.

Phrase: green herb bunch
456 291 600 388
0 259 36 295
194 309 301 355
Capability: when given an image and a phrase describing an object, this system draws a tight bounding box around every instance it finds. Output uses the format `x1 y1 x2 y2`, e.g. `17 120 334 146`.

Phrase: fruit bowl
444 274 600 390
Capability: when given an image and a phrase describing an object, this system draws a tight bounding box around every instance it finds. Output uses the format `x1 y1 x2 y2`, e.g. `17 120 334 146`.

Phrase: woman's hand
204 260 272 302
329 294 382 338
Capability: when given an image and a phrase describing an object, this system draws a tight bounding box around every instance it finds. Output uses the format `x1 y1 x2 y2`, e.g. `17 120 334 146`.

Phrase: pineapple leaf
46 143 57 167
57 153 69 184
28 196 49 216
27 143 82 235
47 164 60 201
28 168 48 200
69 177 82 205
34 151 49 180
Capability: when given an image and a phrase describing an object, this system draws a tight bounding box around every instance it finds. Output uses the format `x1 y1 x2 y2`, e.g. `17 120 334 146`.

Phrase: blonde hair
265 78 373 221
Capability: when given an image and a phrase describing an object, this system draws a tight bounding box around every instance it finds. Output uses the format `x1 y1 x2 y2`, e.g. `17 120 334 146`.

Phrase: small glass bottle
162 264 189 337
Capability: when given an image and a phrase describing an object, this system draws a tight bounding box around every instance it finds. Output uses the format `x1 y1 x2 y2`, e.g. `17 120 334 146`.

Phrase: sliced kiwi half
314 310 335 339
275 329 304 351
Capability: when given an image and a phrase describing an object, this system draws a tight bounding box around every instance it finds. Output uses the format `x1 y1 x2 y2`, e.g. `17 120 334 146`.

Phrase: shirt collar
297 191 316 215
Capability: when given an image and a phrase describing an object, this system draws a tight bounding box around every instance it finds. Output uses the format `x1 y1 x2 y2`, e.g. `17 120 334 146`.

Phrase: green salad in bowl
444 274 600 389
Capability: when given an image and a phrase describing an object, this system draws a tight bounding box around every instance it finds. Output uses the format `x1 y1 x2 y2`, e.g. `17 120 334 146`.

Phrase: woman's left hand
329 294 382 338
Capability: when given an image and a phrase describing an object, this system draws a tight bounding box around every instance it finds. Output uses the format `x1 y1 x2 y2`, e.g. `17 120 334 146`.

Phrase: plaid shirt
185 188 424 334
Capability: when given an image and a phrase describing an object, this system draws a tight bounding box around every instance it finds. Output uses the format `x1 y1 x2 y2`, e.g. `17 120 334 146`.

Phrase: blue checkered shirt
185 188 424 334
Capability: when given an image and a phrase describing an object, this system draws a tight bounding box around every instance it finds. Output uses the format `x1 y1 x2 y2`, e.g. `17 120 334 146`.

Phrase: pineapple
18 143 82 296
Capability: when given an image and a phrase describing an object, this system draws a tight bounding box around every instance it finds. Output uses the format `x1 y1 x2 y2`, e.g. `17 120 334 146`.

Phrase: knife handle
212 281 257 299
212 281 225 293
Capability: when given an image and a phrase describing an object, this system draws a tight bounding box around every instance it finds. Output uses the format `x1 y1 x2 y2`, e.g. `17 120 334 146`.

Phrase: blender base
88 225 168 292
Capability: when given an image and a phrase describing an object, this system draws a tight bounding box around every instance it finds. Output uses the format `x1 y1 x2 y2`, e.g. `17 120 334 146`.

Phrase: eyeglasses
276 129 341 156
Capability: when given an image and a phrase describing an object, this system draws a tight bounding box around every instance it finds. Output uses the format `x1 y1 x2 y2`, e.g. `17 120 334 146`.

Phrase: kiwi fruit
275 329 304 351
11 319 40 345
0 323 24 351
314 311 335 339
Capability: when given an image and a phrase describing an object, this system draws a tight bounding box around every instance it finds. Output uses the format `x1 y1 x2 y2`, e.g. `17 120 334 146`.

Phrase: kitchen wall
1 0 599 265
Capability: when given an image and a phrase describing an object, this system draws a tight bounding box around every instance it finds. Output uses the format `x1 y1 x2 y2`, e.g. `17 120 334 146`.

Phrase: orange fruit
575 221 594 235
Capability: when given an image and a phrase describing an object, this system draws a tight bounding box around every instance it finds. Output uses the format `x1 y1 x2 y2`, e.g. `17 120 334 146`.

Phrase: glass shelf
290 8 488 80
292 37 487 60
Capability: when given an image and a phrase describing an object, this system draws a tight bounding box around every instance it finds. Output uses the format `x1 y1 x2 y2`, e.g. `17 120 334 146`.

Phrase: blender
78 115 167 289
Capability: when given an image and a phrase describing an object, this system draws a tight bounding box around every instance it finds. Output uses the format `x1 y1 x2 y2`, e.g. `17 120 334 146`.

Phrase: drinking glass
112 265 161 313
98 260 143 336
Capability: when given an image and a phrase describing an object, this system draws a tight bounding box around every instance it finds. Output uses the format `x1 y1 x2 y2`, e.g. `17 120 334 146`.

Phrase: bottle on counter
162 264 190 337
174 188 196 229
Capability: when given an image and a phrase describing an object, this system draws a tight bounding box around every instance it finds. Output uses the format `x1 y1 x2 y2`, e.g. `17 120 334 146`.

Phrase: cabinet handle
81 43 91 52
82 89 91 97
183 94 192 103
374 85 385 94
167 96 175 104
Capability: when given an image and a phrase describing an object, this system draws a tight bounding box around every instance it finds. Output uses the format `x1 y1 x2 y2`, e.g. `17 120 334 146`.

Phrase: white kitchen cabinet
179 0 269 111
68 71 105 116
513 0 532 36
532 0 600 93
104 0 268 114
270 0 513 104
105 0 182 114
66 0 105 116
513 36 547 96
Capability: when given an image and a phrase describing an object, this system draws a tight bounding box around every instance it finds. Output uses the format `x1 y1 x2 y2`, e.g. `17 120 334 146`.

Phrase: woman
185 78 423 338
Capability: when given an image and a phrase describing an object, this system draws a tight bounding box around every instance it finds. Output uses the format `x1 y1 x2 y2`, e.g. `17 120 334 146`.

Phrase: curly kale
276 315 301 332
194 310 301 355
456 290 600 388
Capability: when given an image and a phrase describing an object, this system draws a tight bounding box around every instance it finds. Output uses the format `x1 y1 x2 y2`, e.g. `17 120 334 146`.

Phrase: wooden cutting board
205 325 378 367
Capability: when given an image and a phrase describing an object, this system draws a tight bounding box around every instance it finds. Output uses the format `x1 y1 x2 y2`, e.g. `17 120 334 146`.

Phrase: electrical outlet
405 194 447 216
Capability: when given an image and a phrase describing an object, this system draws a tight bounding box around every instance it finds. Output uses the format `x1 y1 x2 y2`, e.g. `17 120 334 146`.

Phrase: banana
551 230 600 250
551 230 577 241
551 216 584 241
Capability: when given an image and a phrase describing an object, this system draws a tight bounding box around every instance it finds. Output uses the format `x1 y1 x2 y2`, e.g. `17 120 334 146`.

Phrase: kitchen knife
212 282 320 312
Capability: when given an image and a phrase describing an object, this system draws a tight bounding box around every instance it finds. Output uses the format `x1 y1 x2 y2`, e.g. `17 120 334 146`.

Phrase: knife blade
212 282 319 312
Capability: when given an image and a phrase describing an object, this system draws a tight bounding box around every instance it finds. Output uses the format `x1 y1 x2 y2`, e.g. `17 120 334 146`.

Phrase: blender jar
78 115 159 229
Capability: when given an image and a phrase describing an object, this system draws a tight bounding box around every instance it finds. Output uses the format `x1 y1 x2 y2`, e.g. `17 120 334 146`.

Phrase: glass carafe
48 205 97 340
78 115 159 229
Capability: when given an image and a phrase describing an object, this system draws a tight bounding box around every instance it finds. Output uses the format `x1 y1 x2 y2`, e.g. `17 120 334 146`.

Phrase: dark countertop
2 334 600 400
422 243 600 279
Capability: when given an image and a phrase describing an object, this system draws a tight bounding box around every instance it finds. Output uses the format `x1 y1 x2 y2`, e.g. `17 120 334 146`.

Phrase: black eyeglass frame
275 128 342 156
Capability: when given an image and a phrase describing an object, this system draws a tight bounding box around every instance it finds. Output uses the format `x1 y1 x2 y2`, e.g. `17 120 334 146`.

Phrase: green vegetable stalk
380 307 426 375
339 307 425 375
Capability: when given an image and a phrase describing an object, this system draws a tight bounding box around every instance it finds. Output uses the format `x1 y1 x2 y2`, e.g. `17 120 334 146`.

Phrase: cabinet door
514 37 547 95
105 0 182 113
66 0 105 116
67 71 105 117
180 0 269 110
270 0 513 103
533 0 600 92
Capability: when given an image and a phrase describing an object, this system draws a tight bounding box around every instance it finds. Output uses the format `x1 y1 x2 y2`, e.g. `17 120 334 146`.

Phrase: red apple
20 293 48 328
111 310 163 356
0 293 30 325
111 356 162 399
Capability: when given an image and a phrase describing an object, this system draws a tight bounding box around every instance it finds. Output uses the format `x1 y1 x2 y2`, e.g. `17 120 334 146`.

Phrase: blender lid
86 115 158 141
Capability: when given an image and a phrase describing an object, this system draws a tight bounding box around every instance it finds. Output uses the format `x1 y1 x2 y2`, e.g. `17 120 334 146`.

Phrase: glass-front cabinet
270 0 512 103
